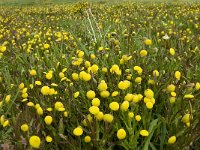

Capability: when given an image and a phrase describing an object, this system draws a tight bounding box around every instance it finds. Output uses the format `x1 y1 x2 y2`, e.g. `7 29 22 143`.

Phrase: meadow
0 0 200 149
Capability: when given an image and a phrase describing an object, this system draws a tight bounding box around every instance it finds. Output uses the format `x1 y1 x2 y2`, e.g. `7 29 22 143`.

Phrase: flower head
29 136 41 149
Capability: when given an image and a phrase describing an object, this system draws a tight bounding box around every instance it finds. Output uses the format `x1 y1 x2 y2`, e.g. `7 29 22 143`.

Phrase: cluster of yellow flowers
0 1 200 149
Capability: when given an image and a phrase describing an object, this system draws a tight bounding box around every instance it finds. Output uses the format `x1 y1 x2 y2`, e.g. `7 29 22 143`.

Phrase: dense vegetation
0 1 200 149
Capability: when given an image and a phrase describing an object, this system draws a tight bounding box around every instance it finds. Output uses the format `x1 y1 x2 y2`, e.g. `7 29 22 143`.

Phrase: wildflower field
0 0 200 149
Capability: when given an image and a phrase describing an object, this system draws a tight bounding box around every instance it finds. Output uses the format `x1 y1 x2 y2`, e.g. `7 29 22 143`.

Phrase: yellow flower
124 93 133 102
35 81 42 85
46 71 53 80
135 77 142 83
3 120 9 127
29 136 41 149
140 130 149 137
46 136 53 143
0 45 6 52
72 73 79 81
169 97 176 103
59 72 65 78
117 129 126 140
140 50 148 57
144 89 154 99
44 116 53 125
98 81 108 91
54 102 64 111
77 51 84 58
95 111 104 121
19 83 25 90
102 67 108 72
89 106 99 115
183 94 194 99
175 71 181 80
29 69 37 76
86 90 96 99
118 80 130 90
144 39 152 45
132 94 140 103
21 124 29 132
195 82 200 90
112 91 119 97
146 102 153 109
74 91 80 98
109 102 119 111
37 107 43 115
128 112 134 118
27 102 34 107
153 70 159 77
91 64 99 73
168 136 176 144
167 84 175 92
135 115 141 122
84 136 91 143
92 98 100 106
80 71 91 81
120 101 129 111
41 86 50 95
44 43 50 49
5 95 11 103
169 48 175 55
133 66 143 75
103 114 114 123
84 61 91 68
100 91 110 98
73 127 83 136
64 111 68 117
90 54 96 59
181 114 190 123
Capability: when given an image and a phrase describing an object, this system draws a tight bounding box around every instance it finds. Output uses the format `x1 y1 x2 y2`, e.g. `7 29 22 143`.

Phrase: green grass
0 0 200 6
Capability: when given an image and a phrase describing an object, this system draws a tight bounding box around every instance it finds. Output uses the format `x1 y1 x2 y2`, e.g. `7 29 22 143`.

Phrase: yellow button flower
21 124 29 132
167 84 175 92
181 114 190 123
175 71 181 80
44 116 53 125
46 136 53 143
41 86 50 95
195 82 200 90
120 101 129 111
144 39 152 45
95 111 104 121
100 91 110 98
89 106 99 115
144 89 154 99
73 127 83 136
146 102 153 109
54 102 64 110
109 102 119 111
168 136 176 144
86 90 96 99
29 69 37 76
140 130 149 137
92 98 100 106
117 129 126 140
140 50 148 57
29 135 41 149
84 136 91 143
98 81 108 91
103 114 114 123
169 48 175 55
135 115 141 122
183 94 194 99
